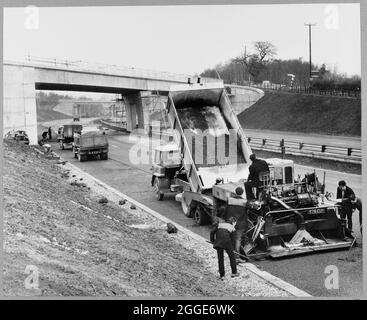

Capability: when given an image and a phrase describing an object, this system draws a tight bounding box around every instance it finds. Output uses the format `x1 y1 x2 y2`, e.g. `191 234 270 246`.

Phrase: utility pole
305 23 316 85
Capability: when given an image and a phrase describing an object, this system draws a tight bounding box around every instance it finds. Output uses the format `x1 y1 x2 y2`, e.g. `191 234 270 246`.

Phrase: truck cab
151 144 183 200
57 124 83 150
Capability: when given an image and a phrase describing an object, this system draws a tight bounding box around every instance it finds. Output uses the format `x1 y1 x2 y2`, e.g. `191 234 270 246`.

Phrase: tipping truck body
167 82 252 192
72 131 109 162
152 82 252 223
151 81 353 259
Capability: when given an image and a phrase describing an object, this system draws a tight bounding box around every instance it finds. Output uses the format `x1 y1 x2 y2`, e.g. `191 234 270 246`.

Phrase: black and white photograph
1 1 364 301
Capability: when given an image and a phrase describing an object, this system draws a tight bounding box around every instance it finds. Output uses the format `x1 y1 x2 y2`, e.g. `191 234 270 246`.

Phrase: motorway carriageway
52 133 362 297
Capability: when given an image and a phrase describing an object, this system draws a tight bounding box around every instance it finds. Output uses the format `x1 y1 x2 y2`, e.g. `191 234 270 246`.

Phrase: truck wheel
194 206 209 226
181 197 193 218
153 178 164 201
77 154 85 162
102 153 108 160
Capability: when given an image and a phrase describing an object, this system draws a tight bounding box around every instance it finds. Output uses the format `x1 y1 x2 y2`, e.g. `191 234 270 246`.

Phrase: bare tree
233 41 277 83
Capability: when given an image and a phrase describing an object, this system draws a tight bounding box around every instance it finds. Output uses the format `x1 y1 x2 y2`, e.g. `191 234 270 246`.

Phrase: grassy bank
238 91 361 137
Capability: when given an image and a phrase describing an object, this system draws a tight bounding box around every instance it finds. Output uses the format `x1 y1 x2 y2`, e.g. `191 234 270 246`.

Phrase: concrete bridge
3 59 263 144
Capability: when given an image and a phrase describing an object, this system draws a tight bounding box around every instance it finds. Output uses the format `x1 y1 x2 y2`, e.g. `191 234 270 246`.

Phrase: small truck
72 131 109 162
57 124 83 150
151 144 184 200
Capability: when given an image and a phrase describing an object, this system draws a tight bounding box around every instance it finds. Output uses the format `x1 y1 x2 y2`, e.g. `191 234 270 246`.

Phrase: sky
3 4 361 77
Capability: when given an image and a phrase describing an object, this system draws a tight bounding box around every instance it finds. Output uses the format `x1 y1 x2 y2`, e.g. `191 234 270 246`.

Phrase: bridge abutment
124 92 145 132
3 65 38 144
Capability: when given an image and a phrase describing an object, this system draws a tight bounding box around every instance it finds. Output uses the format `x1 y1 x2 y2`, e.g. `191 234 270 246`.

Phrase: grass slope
238 92 361 136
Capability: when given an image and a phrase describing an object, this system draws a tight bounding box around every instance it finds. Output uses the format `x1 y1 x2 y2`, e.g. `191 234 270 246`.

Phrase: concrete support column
123 92 145 132
3 65 38 144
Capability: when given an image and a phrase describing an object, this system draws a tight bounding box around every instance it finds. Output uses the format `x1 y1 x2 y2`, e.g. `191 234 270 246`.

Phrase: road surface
243 129 361 149
51 132 362 297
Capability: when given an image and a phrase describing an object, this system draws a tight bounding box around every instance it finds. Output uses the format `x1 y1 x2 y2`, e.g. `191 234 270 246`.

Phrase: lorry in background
57 124 83 150
72 131 109 162
151 81 353 259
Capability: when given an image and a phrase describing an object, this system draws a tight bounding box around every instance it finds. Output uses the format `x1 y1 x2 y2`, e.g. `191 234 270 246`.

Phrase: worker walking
48 126 52 140
244 154 270 200
226 187 248 261
336 180 355 234
210 217 239 280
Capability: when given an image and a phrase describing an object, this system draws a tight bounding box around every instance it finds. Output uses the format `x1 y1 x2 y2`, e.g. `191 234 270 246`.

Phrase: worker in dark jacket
48 126 52 140
244 154 270 200
210 217 239 280
226 187 248 261
336 180 355 232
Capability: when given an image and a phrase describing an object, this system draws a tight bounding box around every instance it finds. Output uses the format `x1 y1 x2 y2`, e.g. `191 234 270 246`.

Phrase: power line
304 23 316 85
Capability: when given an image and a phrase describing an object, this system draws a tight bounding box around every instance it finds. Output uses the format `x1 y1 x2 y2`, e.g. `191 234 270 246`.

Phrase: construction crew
244 153 270 200
226 187 248 261
210 217 239 280
336 180 355 234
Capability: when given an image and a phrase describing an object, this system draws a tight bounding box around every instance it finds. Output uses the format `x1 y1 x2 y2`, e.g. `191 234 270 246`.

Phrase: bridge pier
123 92 145 132
3 65 38 144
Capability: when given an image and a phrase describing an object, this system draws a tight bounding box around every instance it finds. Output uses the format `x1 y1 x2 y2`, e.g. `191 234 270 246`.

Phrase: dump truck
57 124 83 150
151 81 353 259
72 131 109 162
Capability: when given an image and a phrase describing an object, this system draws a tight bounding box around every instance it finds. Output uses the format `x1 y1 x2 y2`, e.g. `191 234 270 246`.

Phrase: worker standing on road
210 217 239 280
226 187 248 262
244 154 270 200
336 180 355 234
48 126 52 140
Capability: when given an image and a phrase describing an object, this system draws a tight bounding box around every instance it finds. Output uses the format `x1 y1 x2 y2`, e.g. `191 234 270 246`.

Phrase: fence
250 83 361 98
247 137 361 164
150 129 361 164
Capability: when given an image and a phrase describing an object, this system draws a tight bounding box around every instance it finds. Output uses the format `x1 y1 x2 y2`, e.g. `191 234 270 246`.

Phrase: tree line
200 42 361 92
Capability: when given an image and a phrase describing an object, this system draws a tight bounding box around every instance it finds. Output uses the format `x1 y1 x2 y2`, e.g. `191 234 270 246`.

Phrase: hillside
238 91 361 136
3 140 286 297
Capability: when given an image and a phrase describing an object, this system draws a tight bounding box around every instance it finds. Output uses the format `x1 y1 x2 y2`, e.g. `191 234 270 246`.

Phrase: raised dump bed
167 82 252 192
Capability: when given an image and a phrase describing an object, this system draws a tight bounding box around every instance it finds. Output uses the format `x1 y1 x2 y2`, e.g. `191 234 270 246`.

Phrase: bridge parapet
4 57 219 85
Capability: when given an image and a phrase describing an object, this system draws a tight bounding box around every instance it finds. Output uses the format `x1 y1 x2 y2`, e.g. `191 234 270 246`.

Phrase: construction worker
244 153 270 200
48 126 52 140
42 131 48 140
210 216 239 280
336 180 355 234
226 187 248 261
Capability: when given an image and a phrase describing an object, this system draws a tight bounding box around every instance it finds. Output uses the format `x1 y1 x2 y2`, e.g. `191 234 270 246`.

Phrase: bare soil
3 140 287 297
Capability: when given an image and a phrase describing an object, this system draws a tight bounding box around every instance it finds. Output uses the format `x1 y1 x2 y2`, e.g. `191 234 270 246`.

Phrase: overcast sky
4 4 361 77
